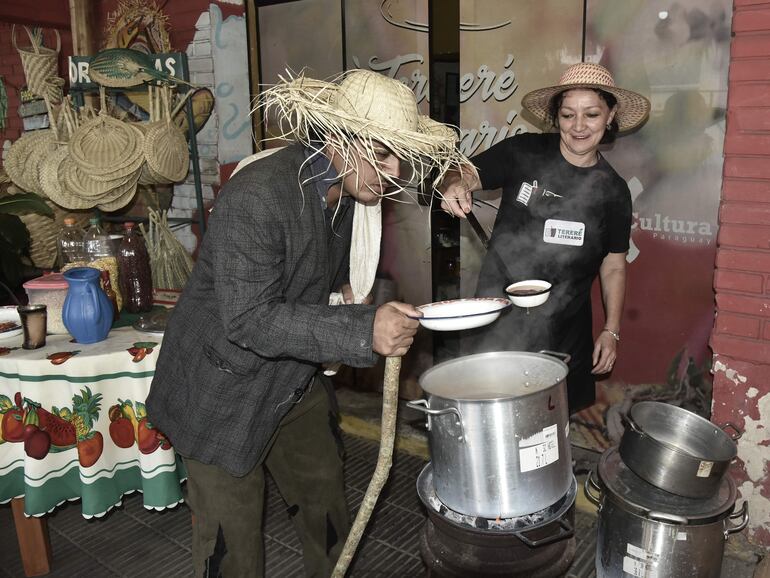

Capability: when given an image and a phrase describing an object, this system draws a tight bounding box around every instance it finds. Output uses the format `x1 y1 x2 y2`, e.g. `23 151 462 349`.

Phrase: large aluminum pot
407 351 572 518
585 447 748 578
619 401 741 498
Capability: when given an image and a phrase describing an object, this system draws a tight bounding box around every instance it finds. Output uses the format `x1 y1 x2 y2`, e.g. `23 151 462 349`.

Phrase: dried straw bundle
140 208 193 290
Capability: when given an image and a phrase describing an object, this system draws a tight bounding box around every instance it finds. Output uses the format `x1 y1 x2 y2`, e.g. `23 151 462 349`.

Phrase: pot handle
405 400 465 439
583 469 602 507
720 422 743 441
621 412 644 435
724 501 749 538
514 517 574 548
647 511 689 525
538 350 571 365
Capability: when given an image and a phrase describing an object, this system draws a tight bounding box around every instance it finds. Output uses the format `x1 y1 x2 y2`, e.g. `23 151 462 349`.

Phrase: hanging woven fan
69 112 145 179
4 130 55 192
39 146 70 203
144 121 189 182
88 48 193 88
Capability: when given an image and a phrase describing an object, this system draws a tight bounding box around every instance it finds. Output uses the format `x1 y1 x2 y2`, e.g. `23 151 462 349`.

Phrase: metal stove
417 463 577 577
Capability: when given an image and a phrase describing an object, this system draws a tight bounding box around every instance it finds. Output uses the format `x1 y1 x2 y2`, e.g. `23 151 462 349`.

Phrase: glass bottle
100 269 120 322
117 222 153 313
56 217 84 269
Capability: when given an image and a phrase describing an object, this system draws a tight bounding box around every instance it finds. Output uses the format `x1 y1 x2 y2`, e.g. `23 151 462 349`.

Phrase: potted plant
0 190 53 302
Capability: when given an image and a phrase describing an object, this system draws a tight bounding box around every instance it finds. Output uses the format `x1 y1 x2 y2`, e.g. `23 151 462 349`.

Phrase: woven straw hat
521 62 650 132
258 69 473 192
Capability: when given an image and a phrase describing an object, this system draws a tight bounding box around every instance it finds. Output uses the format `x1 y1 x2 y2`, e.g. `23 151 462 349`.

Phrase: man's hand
372 301 421 357
438 167 480 218
341 283 373 305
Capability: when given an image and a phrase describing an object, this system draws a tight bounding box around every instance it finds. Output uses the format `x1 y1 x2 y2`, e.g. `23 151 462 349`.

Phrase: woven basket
12 26 60 99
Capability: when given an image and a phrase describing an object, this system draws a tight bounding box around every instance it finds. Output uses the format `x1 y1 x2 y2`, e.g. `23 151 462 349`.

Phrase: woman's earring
606 122 612 130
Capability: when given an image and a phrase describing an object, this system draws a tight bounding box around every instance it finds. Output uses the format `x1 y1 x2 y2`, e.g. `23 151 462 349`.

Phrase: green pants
184 379 350 578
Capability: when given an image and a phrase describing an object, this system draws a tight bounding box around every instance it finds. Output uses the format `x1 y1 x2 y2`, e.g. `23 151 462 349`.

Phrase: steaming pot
407 351 572 518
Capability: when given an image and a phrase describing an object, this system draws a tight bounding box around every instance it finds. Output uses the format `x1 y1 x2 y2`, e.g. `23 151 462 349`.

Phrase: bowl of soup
505 279 552 308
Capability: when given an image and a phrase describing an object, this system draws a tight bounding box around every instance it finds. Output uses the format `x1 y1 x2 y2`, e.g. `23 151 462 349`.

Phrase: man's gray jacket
146 145 378 476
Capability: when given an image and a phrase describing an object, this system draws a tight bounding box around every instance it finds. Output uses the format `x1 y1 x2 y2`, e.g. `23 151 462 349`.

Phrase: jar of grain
22 273 69 334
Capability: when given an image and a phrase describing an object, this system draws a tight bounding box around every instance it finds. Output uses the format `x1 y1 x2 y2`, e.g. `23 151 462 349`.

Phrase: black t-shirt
468 132 631 411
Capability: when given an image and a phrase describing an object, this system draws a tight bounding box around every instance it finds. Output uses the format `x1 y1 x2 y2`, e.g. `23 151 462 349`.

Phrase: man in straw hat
440 61 650 415
147 69 472 577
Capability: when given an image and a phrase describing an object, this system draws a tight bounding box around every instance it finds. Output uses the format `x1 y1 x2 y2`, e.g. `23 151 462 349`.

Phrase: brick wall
710 0 770 547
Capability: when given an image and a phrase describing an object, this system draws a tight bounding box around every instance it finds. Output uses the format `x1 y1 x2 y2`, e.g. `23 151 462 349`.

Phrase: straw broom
331 355 401 577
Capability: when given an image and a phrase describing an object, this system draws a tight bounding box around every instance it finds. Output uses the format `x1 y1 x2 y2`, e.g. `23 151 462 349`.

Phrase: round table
0 326 185 575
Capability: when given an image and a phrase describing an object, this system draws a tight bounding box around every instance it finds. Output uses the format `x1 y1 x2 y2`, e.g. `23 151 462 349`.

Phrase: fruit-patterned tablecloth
0 327 185 517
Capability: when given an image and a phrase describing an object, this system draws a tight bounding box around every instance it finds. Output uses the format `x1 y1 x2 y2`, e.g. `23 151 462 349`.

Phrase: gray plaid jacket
146 145 378 476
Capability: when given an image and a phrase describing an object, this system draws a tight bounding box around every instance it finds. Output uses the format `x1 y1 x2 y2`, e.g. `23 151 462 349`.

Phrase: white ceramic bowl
411 297 511 331
505 280 552 308
0 305 22 340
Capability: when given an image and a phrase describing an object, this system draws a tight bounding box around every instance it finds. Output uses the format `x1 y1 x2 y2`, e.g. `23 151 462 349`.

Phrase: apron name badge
543 219 585 246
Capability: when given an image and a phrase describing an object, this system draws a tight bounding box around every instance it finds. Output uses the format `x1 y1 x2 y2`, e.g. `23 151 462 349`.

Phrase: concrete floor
0 386 764 577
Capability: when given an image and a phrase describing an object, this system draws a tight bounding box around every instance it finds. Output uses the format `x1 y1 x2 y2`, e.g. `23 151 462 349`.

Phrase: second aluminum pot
619 401 741 498
585 447 748 578
407 351 572 519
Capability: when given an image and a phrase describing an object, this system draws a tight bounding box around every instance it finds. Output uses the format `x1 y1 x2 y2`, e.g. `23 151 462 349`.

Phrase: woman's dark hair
547 88 619 144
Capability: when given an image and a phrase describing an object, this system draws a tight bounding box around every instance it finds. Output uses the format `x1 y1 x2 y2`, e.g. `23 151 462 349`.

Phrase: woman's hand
591 331 618 374
438 167 481 218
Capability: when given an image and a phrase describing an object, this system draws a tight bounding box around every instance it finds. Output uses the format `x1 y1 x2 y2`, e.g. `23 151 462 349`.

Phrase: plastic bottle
56 217 84 269
117 222 153 313
82 217 123 312
83 217 112 261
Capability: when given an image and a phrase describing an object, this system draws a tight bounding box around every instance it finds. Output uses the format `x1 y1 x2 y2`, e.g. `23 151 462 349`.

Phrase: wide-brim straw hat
257 69 473 190
521 62 651 132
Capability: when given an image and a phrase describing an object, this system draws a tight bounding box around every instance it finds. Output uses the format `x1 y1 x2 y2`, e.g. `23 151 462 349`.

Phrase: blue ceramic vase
62 267 114 344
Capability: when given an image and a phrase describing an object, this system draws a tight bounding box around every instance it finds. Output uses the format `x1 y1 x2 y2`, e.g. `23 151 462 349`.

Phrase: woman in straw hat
440 62 650 414
147 69 472 577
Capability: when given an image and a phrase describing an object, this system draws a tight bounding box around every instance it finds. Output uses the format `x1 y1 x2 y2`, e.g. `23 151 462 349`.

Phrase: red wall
710 0 770 547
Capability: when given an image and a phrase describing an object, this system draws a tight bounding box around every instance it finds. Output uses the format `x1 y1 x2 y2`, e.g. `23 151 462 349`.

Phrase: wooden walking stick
331 355 402 577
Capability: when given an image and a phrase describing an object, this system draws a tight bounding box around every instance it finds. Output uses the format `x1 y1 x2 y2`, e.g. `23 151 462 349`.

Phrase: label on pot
697 460 714 477
622 555 647 577
624 543 660 576
518 424 559 472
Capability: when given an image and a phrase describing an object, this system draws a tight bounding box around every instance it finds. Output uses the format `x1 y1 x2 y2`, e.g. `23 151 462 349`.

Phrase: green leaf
0 192 54 217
